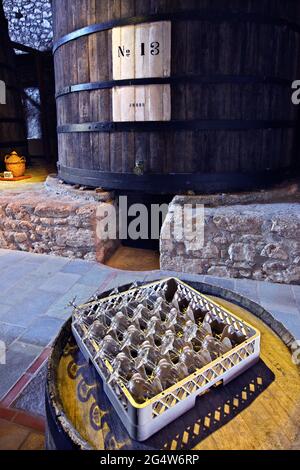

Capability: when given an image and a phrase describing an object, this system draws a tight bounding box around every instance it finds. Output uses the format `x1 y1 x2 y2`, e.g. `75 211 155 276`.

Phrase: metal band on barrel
55 75 292 98
53 10 300 53
58 164 292 193
57 120 296 134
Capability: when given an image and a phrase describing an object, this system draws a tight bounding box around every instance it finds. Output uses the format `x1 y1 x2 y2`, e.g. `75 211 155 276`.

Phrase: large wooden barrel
45 279 300 450
0 4 27 163
53 0 300 194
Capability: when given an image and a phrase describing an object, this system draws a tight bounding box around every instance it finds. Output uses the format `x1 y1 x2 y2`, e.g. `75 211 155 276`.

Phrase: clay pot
4 151 26 177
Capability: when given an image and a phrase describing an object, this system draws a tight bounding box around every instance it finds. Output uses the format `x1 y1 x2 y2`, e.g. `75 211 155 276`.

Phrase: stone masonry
160 200 300 285
0 186 119 262
3 0 53 51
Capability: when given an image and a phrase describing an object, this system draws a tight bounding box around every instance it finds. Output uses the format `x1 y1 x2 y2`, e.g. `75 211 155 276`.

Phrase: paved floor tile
258 282 297 308
21 252 63 262
234 279 259 303
0 418 29 450
2 274 51 304
44 283 98 320
0 251 27 265
39 272 81 294
0 322 26 346
28 256 70 277
19 431 44 450
260 300 300 317
0 291 59 327
13 365 47 417
274 313 300 340
0 341 42 399
292 285 300 310
103 272 146 292
0 304 12 317
0 305 39 328
78 266 114 287
1 263 40 292
143 271 170 283
19 316 65 347
204 275 235 291
61 260 97 275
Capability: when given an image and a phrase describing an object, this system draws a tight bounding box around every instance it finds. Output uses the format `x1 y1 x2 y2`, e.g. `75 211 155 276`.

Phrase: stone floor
0 248 299 448
106 245 160 271
0 406 44 450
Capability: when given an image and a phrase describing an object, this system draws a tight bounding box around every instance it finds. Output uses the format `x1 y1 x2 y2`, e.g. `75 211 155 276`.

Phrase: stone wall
0 187 119 262
3 0 53 51
160 200 300 285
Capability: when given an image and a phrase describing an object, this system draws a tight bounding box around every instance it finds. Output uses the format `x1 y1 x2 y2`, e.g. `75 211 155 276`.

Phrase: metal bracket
133 161 144 176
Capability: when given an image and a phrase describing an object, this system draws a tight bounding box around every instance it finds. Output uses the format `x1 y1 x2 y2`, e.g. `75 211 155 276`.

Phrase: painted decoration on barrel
57 335 274 450
112 22 171 122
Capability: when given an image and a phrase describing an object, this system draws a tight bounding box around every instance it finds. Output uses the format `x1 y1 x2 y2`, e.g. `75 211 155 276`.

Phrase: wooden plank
113 84 170 121
112 21 171 122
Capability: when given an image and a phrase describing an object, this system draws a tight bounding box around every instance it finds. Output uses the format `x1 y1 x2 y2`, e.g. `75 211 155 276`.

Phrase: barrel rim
58 165 293 194
57 120 297 134
53 9 300 53
46 318 93 450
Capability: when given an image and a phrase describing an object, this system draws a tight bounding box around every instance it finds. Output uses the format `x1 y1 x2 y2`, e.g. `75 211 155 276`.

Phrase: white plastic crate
71 277 260 441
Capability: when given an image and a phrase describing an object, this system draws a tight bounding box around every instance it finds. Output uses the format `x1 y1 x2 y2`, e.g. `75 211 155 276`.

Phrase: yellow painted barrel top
55 296 300 450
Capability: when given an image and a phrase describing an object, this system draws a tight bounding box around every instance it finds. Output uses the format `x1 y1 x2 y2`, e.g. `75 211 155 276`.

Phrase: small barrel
53 0 300 193
45 280 300 450
0 4 27 162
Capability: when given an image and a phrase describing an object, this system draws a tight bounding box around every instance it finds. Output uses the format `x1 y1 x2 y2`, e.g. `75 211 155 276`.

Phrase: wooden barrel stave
53 0 300 192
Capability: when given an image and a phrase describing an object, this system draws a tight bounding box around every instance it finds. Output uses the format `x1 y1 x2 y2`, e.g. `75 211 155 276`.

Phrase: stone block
14 232 27 244
207 266 230 277
160 200 300 284
55 228 95 248
271 219 300 239
34 202 75 218
260 243 289 260
39 217 68 226
228 243 255 262
213 213 262 234
5 202 35 219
